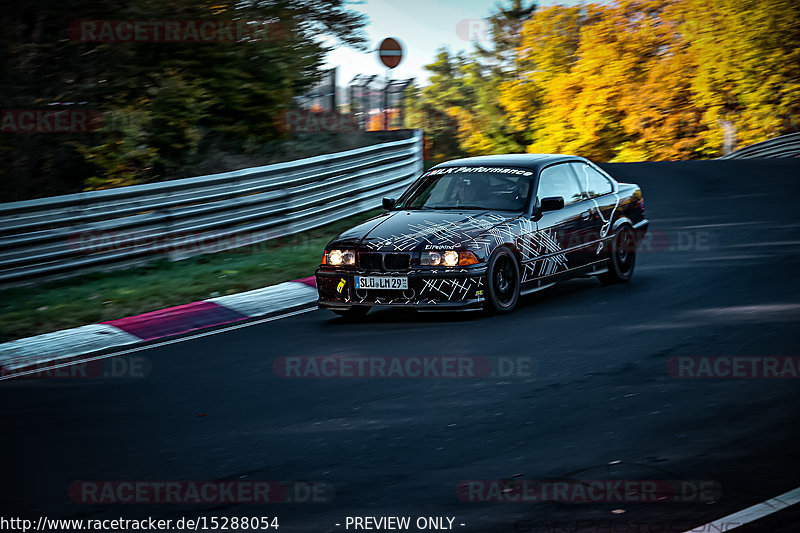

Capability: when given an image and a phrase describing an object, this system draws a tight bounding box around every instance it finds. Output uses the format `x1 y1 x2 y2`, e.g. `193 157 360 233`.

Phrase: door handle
581 210 592 220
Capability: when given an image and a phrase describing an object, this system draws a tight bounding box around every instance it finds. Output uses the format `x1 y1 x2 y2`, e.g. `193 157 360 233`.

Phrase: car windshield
395 166 535 211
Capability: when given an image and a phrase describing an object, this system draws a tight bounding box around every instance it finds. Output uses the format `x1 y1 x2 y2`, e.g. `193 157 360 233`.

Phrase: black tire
484 246 521 313
332 306 370 318
599 225 636 284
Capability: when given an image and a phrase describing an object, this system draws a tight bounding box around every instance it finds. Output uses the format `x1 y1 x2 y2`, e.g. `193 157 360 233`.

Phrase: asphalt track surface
2 159 800 532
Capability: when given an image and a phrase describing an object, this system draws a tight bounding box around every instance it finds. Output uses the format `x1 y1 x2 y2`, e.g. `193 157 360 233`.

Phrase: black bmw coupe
316 154 648 316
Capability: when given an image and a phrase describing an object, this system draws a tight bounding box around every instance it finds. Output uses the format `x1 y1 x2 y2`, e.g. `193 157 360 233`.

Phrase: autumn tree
456 0 537 156
663 0 800 153
498 5 586 151
424 0 799 162
0 0 367 200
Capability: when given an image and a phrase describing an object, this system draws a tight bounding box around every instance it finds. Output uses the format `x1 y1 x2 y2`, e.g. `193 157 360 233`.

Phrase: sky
323 0 592 88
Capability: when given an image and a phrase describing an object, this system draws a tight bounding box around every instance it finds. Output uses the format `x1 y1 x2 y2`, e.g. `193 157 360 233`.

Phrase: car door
527 162 588 283
569 161 618 260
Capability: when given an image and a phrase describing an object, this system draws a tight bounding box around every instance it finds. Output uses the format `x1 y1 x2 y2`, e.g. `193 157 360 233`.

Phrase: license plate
355 276 408 290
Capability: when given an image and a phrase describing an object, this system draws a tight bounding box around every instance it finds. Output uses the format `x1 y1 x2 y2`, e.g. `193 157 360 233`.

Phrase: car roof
432 154 584 173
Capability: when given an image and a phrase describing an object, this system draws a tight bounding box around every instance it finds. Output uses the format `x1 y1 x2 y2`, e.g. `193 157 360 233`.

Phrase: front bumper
316 267 487 310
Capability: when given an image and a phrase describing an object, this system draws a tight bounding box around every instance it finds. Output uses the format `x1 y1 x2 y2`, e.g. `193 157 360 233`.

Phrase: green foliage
405 2 537 162
0 0 366 200
404 50 469 164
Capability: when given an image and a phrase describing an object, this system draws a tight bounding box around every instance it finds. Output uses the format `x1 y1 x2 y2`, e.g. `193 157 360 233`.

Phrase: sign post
377 38 404 131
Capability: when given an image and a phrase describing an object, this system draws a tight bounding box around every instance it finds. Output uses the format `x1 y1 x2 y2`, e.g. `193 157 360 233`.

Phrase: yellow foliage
489 0 798 160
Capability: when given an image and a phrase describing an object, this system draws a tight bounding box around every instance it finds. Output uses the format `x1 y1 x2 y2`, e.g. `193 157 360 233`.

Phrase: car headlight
421 251 443 266
326 249 355 266
421 250 478 267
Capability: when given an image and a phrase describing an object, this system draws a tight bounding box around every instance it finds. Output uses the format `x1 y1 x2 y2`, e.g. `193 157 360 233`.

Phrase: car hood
331 210 520 252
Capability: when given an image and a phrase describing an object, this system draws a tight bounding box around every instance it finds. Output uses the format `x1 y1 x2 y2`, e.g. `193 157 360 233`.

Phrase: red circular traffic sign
378 37 404 69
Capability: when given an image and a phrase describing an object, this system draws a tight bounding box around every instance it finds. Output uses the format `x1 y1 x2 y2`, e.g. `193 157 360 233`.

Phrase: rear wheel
600 225 636 284
484 246 521 313
332 306 370 318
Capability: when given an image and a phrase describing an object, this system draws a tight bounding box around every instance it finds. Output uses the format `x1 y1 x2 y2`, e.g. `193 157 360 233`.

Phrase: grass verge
0 209 383 343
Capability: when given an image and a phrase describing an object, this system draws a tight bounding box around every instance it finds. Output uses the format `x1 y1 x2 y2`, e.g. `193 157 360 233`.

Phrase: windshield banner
425 166 534 177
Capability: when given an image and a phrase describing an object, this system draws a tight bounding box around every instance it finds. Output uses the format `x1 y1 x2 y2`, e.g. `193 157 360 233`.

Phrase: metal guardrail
0 130 424 286
719 132 800 159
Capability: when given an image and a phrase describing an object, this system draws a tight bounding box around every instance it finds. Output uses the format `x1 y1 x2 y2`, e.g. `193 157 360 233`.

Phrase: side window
571 163 613 198
537 164 583 206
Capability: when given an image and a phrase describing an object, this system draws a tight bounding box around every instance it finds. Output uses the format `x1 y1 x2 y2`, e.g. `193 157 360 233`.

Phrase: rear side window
537 164 583 206
571 163 614 198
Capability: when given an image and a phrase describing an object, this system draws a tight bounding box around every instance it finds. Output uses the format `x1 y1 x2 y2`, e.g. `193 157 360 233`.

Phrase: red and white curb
0 277 318 375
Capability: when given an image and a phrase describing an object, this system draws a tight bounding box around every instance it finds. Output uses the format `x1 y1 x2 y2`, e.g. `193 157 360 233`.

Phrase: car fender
506 242 525 266
612 217 633 233
484 238 523 264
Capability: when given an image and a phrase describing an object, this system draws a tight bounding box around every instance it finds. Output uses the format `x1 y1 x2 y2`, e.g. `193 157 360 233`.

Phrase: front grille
384 253 410 270
359 253 383 271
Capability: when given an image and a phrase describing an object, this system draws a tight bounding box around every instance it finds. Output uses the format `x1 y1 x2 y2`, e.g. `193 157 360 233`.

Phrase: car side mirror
382 197 396 210
538 196 565 213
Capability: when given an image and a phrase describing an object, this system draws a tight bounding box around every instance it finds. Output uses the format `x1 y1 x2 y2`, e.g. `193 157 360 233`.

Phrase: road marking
677 221 767 229
683 486 800 532
0 306 317 381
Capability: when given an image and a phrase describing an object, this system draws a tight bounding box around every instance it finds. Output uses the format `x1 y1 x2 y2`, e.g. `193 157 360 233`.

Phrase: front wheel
599 225 636 284
484 246 521 313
